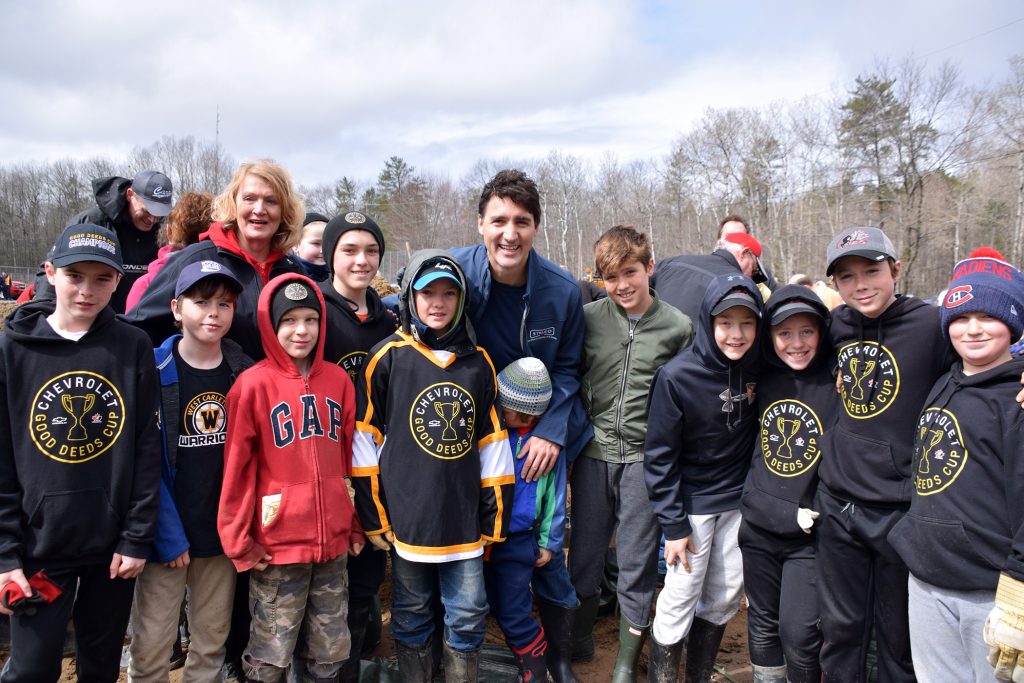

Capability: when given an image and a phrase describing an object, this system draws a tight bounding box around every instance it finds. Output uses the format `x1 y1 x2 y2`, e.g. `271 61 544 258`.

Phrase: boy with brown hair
571 225 692 682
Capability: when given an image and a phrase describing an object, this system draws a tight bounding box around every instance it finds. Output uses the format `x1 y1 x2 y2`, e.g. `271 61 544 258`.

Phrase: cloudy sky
2 0 1022 187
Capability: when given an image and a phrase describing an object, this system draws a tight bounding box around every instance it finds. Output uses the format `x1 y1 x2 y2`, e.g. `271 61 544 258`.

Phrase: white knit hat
498 358 552 416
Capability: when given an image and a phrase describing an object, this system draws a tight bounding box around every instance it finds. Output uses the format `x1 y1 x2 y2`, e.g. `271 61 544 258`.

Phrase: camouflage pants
243 556 350 682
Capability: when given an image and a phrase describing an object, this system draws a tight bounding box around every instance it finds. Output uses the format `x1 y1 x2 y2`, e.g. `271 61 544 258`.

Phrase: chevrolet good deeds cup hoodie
217 273 364 572
740 285 838 537
318 280 397 383
644 273 762 541
888 355 1024 590
0 301 161 571
820 295 954 506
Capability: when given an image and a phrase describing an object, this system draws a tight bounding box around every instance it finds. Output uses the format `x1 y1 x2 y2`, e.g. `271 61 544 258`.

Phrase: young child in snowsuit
129 261 252 681
739 284 836 683
888 256 1024 681
0 224 161 682
571 224 692 683
816 227 955 682
645 273 762 683
352 249 515 682
217 273 364 682
483 357 565 681
317 211 396 682
292 212 330 282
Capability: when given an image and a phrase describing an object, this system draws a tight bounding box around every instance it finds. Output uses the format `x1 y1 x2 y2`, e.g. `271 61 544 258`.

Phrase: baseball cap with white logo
175 260 243 298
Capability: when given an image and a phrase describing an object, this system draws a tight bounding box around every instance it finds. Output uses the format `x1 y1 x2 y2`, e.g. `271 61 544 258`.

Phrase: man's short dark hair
718 214 750 238
478 169 542 227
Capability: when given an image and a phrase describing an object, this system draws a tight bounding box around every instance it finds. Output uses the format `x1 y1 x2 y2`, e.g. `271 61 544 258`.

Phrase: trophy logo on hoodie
31 371 125 463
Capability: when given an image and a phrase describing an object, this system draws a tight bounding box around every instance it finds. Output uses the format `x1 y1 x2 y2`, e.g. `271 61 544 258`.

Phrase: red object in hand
1 570 62 614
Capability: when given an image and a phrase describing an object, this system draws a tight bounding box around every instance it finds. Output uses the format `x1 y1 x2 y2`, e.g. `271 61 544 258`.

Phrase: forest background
2 56 1023 298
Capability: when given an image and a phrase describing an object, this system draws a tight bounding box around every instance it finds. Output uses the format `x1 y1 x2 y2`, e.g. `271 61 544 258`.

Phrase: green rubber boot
611 615 648 683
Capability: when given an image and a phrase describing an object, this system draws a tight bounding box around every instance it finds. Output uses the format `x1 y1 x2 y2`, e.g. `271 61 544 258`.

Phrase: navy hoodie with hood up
644 273 762 541
888 355 1024 590
740 285 838 538
821 295 954 506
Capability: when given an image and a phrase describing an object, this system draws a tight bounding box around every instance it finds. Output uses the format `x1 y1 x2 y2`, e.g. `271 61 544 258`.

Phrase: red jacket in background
218 272 363 571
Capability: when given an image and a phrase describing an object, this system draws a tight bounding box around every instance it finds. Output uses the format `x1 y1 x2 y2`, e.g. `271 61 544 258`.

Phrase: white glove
984 574 1024 681
796 508 819 534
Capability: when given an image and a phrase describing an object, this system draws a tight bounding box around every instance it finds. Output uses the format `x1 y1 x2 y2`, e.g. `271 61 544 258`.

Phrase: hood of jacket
693 273 763 372
832 293 933 344
91 176 132 226
256 272 328 378
398 249 476 353
4 299 116 343
318 278 391 325
760 284 832 373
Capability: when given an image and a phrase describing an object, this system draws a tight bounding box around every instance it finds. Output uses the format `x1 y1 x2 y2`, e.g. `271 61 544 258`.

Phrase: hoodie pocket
827 424 903 495
258 483 317 547
321 475 355 541
27 488 120 559
887 512 996 586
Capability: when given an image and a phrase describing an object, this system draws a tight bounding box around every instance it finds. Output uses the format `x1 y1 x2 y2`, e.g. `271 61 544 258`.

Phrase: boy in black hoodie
645 273 762 682
817 226 955 682
888 256 1024 682
739 285 836 683
317 211 396 683
0 224 161 682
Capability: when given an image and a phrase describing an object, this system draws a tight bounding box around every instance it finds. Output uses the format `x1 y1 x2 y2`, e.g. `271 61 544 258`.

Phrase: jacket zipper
519 295 530 354
305 376 327 562
616 319 636 462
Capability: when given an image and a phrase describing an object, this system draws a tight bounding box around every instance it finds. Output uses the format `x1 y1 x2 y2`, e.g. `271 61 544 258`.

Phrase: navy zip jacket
645 274 762 540
820 295 954 506
888 356 1024 589
740 285 838 538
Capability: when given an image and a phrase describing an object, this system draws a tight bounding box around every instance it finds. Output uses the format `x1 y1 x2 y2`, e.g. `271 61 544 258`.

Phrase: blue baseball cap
412 260 462 291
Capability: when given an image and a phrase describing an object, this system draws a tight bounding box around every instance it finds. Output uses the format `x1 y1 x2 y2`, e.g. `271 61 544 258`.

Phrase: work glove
985 573 1024 681
797 508 820 534
368 530 395 552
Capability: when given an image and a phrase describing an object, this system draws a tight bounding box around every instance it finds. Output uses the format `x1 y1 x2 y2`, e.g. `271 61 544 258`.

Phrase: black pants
738 519 821 671
1 563 134 683
815 487 914 683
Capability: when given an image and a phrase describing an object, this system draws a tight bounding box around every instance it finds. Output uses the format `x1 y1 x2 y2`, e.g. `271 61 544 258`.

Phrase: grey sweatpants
568 457 660 626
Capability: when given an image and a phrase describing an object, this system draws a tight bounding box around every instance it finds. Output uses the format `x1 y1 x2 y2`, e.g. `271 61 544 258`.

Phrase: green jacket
580 291 693 463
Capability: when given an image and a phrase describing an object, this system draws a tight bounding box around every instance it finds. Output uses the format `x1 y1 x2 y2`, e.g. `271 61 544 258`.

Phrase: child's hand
349 541 364 557
0 569 31 616
664 537 697 573
252 553 273 572
165 551 190 569
110 553 146 579
535 548 553 567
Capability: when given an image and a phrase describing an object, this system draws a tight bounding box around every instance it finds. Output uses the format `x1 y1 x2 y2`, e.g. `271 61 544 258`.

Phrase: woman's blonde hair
212 160 305 254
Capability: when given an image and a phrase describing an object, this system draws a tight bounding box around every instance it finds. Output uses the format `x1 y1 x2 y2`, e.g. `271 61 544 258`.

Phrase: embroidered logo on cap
943 285 973 308
284 283 308 300
345 212 367 224
837 229 869 249
200 260 222 273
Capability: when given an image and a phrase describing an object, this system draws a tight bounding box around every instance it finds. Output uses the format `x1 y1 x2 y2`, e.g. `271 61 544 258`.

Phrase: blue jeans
390 553 488 652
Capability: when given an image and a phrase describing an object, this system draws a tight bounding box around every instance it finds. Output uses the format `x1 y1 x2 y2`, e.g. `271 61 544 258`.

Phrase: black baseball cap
175 260 243 298
710 288 760 317
769 301 820 326
50 224 124 274
131 170 174 217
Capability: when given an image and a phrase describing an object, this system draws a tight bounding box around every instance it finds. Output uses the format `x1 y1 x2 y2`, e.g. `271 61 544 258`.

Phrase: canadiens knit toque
498 357 552 417
940 257 1024 341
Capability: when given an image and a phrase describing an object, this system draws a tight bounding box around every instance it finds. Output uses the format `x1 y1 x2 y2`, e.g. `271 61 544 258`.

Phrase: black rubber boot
611 615 647 683
785 664 821 683
647 635 683 683
570 594 600 662
682 618 726 683
750 663 787 682
395 641 433 683
537 599 579 683
513 631 551 683
442 643 480 683
339 596 373 683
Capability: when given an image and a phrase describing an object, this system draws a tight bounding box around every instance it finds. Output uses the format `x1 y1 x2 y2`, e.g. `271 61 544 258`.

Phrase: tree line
2 56 1023 296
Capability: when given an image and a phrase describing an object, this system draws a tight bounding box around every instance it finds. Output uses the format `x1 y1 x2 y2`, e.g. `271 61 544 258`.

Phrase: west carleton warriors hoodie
820 295 954 506
740 285 838 538
0 301 161 571
644 273 762 541
888 355 1024 590
217 273 363 572
352 249 515 563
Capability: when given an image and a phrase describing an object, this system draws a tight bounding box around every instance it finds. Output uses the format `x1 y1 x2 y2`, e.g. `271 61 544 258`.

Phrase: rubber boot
442 643 480 683
647 635 683 683
785 664 821 683
537 599 579 683
513 631 550 682
570 594 600 662
339 596 372 683
751 663 787 682
611 615 647 683
682 618 726 683
395 641 433 683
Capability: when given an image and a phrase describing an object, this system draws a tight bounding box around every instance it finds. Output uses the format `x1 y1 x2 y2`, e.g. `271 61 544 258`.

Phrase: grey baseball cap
826 227 897 276
131 170 174 217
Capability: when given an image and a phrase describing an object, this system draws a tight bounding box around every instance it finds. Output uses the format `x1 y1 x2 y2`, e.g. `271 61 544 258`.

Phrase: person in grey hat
57 170 175 312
